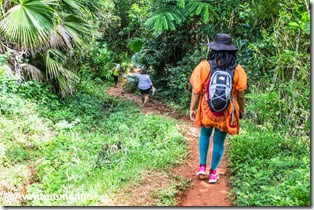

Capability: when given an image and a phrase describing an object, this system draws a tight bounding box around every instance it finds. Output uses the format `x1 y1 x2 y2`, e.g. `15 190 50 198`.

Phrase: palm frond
77 0 101 15
49 24 72 51
62 13 89 47
20 63 45 81
62 0 84 13
45 49 64 79
0 0 54 49
44 49 78 96
4 62 14 74
55 66 78 97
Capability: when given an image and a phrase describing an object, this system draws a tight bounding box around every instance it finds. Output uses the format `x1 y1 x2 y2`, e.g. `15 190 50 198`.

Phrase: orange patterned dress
190 60 248 135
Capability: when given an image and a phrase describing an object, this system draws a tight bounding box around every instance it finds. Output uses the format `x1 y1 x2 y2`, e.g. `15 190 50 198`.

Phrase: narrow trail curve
108 79 232 206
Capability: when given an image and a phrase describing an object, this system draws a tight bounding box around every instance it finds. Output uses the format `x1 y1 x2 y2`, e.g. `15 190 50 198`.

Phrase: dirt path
108 79 232 206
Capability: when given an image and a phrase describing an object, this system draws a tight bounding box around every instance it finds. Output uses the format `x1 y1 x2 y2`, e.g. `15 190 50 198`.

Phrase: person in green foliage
112 64 120 87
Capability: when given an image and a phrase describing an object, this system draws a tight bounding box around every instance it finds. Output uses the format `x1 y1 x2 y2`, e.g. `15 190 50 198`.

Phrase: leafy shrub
128 37 144 53
245 91 282 127
149 49 204 109
228 121 310 206
0 64 18 94
5 146 30 164
86 42 114 80
18 81 58 103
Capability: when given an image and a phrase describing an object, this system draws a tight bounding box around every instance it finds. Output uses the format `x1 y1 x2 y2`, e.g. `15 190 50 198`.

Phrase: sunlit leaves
144 0 220 34
128 37 144 53
185 0 218 23
177 0 185 8
145 7 185 35
0 0 54 49
0 0 94 97
61 13 89 48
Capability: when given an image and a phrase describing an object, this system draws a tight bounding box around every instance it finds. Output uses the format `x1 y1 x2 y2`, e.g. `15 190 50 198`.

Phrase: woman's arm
190 91 200 121
123 74 133 79
237 90 245 118
147 75 153 87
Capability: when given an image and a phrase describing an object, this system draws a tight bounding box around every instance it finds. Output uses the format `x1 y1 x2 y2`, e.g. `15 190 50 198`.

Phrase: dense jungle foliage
0 0 311 206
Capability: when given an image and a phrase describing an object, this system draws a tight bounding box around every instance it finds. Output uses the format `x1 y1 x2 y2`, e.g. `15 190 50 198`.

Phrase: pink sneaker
209 169 219 183
196 165 206 176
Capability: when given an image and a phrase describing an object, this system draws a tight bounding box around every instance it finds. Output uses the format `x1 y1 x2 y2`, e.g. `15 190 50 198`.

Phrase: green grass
228 120 310 206
0 79 188 206
153 175 190 206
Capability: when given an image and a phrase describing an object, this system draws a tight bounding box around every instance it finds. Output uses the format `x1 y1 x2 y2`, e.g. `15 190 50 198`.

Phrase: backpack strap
229 64 237 125
226 63 237 81
204 60 215 100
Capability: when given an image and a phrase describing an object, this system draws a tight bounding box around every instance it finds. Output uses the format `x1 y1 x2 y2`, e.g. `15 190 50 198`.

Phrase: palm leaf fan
0 0 54 50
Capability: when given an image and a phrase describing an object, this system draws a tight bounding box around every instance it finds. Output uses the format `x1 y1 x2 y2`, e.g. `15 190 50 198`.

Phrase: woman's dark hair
207 50 237 69
140 69 147 74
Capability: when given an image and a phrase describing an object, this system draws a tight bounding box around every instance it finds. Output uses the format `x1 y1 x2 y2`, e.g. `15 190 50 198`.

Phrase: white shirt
134 74 153 90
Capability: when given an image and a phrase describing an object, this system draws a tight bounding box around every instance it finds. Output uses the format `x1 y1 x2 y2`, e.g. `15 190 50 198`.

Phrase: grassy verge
228 120 310 206
107 170 190 206
0 79 188 206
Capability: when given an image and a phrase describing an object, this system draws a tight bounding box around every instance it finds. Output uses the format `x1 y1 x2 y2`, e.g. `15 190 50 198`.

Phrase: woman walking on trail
189 33 247 183
134 69 154 106
112 64 120 87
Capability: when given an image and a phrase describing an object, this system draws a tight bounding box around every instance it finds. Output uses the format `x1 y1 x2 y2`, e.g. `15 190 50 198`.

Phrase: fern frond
145 7 185 35
165 12 174 21
186 2 198 16
177 0 185 8
162 16 168 30
168 21 175 31
196 3 204 15
185 0 217 23
203 5 209 23
172 9 185 24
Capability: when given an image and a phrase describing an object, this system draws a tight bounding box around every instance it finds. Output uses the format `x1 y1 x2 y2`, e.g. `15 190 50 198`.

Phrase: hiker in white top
134 69 153 106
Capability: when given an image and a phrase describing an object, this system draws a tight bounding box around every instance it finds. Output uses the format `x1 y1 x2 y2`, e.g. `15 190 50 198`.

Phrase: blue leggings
199 127 227 170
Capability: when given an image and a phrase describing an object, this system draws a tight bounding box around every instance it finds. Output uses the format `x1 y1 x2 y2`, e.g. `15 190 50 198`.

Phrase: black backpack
205 60 237 112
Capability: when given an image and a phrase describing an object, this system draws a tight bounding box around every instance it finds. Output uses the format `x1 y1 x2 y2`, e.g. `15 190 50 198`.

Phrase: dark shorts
113 75 118 83
140 87 151 94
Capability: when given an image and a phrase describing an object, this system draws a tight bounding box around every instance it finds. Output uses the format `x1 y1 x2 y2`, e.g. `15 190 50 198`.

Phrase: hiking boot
196 165 206 176
209 169 219 183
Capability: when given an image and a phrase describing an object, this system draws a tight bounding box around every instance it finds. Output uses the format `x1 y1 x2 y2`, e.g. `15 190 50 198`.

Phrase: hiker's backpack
205 60 237 112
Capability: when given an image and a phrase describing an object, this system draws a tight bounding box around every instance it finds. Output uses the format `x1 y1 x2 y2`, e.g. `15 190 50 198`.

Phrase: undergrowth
228 121 310 206
0 72 187 206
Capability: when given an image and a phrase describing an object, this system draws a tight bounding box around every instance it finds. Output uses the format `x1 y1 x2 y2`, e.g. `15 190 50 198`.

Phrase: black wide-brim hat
208 33 237 51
